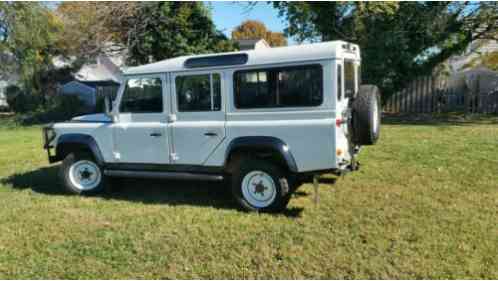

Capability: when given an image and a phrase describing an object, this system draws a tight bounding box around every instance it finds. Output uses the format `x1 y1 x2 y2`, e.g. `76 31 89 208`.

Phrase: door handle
150 132 162 137
204 132 218 137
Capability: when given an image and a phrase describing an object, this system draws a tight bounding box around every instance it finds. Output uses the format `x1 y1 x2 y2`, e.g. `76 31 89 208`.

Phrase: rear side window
344 61 356 98
120 78 163 113
176 73 221 112
234 64 323 109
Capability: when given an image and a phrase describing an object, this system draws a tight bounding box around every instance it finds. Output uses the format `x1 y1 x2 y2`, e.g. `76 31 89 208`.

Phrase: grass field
0 115 497 279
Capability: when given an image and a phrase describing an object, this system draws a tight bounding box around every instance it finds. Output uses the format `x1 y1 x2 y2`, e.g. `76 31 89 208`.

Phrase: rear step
104 170 224 182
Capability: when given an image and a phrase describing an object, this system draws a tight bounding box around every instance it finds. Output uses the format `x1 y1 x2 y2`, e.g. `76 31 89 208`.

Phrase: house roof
236 38 270 49
124 40 360 76
75 55 123 83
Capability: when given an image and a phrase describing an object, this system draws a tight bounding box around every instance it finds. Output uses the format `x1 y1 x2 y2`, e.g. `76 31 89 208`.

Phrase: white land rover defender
43 41 380 212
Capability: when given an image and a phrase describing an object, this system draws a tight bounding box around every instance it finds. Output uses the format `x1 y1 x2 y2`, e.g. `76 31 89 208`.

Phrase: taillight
336 118 343 127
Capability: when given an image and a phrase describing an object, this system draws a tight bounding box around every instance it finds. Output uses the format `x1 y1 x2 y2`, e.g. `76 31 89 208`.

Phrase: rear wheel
231 158 292 212
59 151 105 195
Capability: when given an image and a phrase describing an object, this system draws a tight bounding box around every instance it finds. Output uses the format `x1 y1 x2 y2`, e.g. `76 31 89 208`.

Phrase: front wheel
231 158 292 212
59 152 105 195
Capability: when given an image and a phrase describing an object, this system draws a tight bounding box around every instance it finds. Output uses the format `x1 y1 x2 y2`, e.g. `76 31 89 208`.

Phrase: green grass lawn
0 115 497 279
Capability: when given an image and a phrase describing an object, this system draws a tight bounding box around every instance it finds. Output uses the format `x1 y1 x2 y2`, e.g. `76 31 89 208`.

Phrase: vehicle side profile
43 41 381 212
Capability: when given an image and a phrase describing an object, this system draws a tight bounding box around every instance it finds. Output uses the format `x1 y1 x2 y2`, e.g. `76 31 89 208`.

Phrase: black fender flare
224 136 298 173
55 134 104 165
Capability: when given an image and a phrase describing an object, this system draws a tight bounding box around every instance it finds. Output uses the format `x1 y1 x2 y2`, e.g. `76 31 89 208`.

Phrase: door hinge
170 153 179 161
168 114 177 123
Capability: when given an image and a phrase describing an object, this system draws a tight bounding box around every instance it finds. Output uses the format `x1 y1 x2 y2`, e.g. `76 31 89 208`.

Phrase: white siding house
235 39 271 51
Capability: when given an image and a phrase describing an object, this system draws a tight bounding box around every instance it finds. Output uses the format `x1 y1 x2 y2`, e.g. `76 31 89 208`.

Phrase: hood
71 113 112 123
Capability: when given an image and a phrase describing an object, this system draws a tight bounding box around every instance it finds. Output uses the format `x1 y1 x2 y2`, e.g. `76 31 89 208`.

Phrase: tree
88 2 236 65
56 2 236 66
56 2 138 61
0 2 64 100
273 2 498 97
232 20 287 47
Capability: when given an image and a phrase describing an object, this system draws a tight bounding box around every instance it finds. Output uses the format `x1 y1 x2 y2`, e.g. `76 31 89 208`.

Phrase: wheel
351 84 381 145
231 158 292 212
59 151 105 195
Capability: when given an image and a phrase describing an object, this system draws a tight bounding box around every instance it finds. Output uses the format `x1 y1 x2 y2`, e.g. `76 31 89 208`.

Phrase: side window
176 73 221 112
120 78 163 113
344 60 356 98
337 64 343 100
234 64 323 109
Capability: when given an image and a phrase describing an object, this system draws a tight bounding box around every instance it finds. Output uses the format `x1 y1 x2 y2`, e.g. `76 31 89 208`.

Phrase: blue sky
206 2 294 44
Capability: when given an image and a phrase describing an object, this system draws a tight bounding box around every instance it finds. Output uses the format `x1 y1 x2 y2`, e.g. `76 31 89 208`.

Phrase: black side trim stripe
104 170 224 182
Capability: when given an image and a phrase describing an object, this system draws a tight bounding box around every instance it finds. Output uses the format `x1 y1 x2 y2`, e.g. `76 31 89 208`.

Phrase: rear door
169 71 226 165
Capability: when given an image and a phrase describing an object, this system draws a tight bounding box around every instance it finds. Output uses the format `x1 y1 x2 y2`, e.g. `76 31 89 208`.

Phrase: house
235 39 270 51
447 66 498 95
445 37 498 104
0 76 19 109
0 52 18 109
59 54 123 111
448 38 498 73
0 83 8 108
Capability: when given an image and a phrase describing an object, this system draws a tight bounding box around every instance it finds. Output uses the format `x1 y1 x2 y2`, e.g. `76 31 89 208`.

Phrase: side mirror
103 93 115 120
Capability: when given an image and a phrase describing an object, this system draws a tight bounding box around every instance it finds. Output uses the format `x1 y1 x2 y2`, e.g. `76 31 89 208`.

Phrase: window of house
234 64 323 109
120 78 163 113
176 73 221 112
344 60 356 98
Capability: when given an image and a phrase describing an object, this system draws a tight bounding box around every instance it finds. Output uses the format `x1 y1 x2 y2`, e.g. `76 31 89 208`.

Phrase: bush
16 95 86 125
4 85 45 113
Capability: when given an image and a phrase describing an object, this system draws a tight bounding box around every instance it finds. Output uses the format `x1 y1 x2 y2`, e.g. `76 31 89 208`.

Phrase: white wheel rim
68 160 102 191
372 99 379 134
241 171 277 208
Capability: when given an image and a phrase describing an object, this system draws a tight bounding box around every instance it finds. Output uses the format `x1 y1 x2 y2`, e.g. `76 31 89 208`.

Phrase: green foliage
14 95 86 125
124 2 237 65
273 2 498 97
0 2 64 96
4 85 42 113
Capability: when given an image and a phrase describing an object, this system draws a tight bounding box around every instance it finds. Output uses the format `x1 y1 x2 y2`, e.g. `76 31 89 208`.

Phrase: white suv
43 41 381 212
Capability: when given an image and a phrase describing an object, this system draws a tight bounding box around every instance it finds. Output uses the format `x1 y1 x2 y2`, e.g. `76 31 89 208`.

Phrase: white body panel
49 41 362 173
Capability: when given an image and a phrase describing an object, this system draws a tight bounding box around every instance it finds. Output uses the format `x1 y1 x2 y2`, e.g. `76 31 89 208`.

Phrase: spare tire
350 85 381 145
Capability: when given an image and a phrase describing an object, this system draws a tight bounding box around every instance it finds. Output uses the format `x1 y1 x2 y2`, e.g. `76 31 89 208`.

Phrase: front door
170 71 226 165
112 75 170 164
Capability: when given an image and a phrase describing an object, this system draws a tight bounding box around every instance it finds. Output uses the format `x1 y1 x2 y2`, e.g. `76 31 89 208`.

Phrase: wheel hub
80 168 93 180
241 171 277 208
253 180 268 196
68 160 101 191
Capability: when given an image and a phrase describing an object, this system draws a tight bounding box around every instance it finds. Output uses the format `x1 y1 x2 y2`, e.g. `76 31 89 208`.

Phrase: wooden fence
384 76 498 114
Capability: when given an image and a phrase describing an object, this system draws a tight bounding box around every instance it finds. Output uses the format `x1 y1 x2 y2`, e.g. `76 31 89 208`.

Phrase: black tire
59 151 105 195
231 158 292 212
351 84 381 145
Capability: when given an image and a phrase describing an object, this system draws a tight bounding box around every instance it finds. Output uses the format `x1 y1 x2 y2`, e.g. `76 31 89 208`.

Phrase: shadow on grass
382 112 498 127
1 166 304 218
